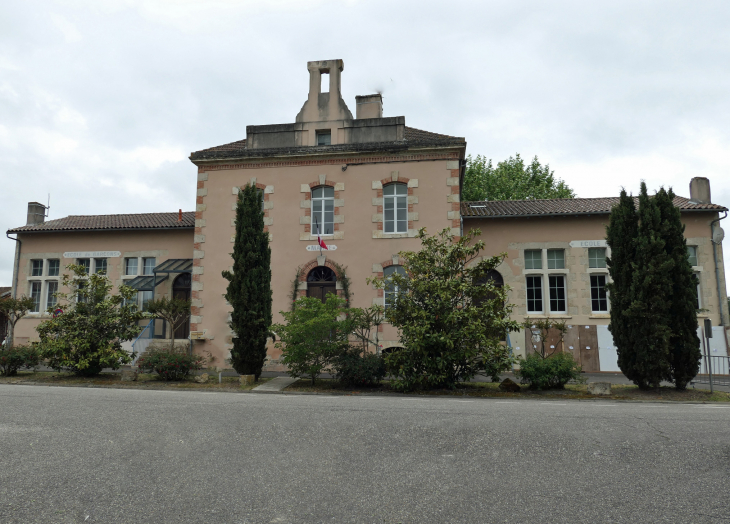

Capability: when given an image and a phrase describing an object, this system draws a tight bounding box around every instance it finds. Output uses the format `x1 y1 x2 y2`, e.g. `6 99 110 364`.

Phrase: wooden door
307 283 336 303
525 327 540 356
578 325 600 372
563 324 582 365
544 328 564 357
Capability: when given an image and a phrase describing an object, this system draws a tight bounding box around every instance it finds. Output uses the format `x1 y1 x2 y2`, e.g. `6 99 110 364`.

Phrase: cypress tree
222 184 272 380
655 187 701 389
608 183 673 389
606 189 639 382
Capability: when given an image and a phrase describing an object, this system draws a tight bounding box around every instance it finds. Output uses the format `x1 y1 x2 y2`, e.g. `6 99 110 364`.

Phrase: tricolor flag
314 216 328 250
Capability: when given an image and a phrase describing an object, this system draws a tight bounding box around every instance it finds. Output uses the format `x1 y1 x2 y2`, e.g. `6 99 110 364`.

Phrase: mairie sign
306 245 337 251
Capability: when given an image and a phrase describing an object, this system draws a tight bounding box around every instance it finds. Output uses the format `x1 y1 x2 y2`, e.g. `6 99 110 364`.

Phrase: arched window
311 186 334 236
384 265 406 309
306 266 337 303
383 183 407 234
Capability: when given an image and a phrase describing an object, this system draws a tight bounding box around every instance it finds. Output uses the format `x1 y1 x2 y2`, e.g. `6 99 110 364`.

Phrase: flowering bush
136 347 206 381
0 344 42 376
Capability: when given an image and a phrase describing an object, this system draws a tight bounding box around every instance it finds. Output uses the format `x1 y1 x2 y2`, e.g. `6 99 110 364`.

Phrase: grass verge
0 370 271 391
285 378 730 402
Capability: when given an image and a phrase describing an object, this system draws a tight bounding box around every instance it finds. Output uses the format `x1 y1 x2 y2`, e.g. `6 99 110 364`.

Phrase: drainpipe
710 211 728 326
6 232 21 299
5 232 21 346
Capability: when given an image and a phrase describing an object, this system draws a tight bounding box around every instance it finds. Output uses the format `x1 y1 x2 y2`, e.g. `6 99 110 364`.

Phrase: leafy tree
146 297 192 351
0 295 35 348
462 153 575 202
655 187 701 389
369 228 519 391
607 183 672 389
36 265 146 376
222 183 273 380
274 294 353 385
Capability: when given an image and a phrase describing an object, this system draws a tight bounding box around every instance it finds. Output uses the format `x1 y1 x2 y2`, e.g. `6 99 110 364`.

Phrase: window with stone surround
384 265 406 308
311 186 334 236
384 183 408 234
526 275 543 313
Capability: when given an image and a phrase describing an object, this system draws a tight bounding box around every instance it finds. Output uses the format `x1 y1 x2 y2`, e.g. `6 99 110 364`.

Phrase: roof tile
8 212 196 233
461 196 728 218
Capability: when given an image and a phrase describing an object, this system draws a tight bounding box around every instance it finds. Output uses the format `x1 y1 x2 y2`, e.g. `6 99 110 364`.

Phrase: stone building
4 59 729 370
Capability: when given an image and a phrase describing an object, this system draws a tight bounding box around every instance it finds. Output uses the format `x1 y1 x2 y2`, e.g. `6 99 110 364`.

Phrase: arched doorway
306 266 336 303
172 272 191 339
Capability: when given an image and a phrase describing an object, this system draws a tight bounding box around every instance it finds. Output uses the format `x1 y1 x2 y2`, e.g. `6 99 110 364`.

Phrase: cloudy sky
2 0 729 288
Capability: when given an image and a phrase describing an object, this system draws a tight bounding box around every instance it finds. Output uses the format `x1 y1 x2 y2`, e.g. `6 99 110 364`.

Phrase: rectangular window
588 248 606 268
590 275 608 312
687 246 698 267
77 281 87 303
524 250 542 270
30 281 42 312
77 258 90 274
384 266 406 309
549 275 567 313
125 258 138 276
141 290 153 311
694 272 701 309
48 259 60 277
316 130 331 146
526 275 543 313
383 183 408 234
46 280 58 310
143 258 156 275
547 249 565 270
311 187 334 236
31 259 44 277
94 258 107 274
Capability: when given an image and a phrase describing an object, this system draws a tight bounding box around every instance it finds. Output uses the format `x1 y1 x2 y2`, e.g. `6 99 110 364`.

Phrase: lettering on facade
568 240 607 248
305 245 337 251
62 251 121 258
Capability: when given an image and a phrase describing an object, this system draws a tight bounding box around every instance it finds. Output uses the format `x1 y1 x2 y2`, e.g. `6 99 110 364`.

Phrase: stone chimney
295 59 353 123
356 94 383 119
26 202 46 226
689 177 712 204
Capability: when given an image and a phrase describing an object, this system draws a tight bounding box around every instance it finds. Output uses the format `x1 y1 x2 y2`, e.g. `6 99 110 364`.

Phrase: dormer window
316 130 331 146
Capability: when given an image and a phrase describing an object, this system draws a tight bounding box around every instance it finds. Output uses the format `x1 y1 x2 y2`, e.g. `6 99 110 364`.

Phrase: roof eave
7 226 195 235
461 207 728 219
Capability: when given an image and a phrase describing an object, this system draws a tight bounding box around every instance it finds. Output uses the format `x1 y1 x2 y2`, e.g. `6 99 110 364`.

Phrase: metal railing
693 355 730 387
131 319 154 365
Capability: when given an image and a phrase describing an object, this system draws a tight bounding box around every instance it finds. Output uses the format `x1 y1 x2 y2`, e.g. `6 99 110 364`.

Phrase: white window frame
547 249 565 270
687 246 698 268
47 259 60 277
30 259 44 277
590 274 609 313
383 183 408 234
46 280 59 311
125 257 138 276
548 274 567 313
94 258 108 275
524 249 542 270
384 265 406 309
143 257 157 276
588 247 607 269
311 186 334 237
29 281 42 312
526 275 544 313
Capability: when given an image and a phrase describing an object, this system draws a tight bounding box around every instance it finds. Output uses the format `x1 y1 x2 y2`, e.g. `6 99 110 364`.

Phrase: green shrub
334 351 386 387
274 294 352 385
516 352 583 390
0 345 42 376
137 346 206 381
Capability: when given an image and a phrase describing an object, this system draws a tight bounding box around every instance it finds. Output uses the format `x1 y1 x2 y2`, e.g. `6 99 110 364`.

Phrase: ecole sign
568 240 606 248
306 245 337 251
63 251 121 258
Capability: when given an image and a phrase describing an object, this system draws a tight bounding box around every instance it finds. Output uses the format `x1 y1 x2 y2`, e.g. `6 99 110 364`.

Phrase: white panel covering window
384 183 407 234
311 186 334 236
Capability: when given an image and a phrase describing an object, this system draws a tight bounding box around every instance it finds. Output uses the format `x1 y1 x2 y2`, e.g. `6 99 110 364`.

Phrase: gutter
6 226 195 235
6 232 20 299
710 211 728 326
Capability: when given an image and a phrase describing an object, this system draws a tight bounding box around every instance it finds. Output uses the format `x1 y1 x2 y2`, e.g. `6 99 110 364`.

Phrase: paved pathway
252 376 299 391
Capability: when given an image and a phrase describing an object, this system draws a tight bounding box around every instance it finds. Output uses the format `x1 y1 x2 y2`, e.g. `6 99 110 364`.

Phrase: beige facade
463 202 729 371
4 58 728 375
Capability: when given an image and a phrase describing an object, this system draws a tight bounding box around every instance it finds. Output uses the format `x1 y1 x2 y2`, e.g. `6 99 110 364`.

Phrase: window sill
589 314 610 318
524 314 572 319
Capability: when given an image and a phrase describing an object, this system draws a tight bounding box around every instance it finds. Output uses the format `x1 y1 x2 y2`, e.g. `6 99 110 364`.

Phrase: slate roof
8 212 196 233
461 196 728 218
190 126 464 160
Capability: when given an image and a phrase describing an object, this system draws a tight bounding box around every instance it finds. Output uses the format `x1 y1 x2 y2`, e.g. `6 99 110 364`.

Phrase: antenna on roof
46 194 51 218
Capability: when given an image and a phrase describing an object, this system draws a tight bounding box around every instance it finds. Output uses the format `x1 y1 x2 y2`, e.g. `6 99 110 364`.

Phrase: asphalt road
1 385 729 524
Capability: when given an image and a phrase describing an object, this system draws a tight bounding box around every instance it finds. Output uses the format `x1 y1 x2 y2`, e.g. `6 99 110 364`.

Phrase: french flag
315 217 328 250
